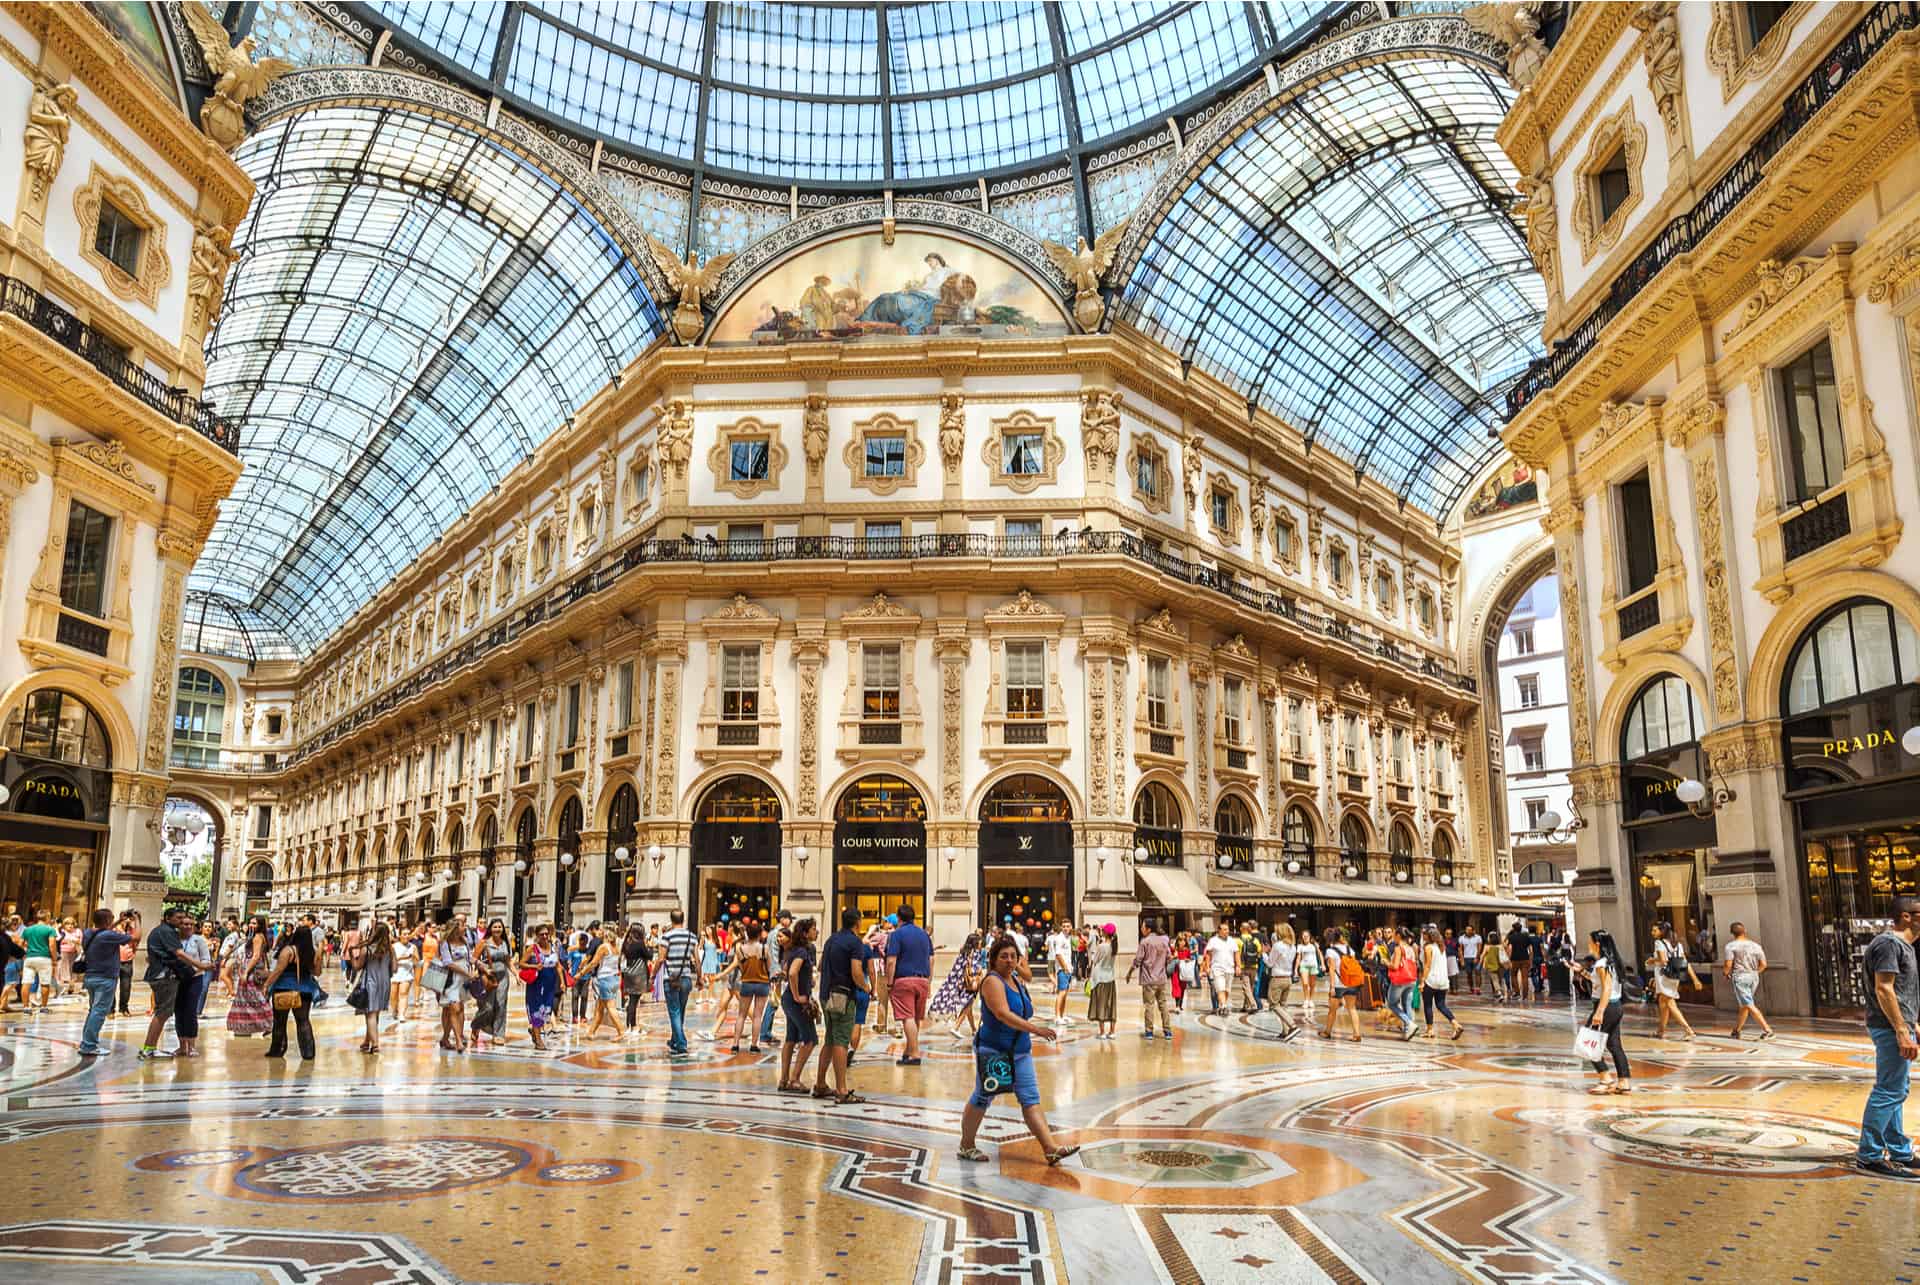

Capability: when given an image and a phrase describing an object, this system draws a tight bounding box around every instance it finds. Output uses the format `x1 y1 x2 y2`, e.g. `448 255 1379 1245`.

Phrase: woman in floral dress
518 923 561 1051
225 915 273 1037
931 932 983 1036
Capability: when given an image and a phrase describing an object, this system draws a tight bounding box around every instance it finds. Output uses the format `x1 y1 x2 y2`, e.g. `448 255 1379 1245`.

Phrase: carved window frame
1372 566 1398 622
1271 507 1301 573
835 593 925 765
1210 637 1259 785
72 164 171 308
981 409 1064 494
1721 253 1903 604
1205 471 1243 544
625 450 652 524
1588 409 1692 670
708 416 788 500
693 596 783 765
842 412 925 497
1324 534 1353 597
1570 102 1647 263
20 446 149 685
1706 1 1809 101
1132 611 1188 770
1125 431 1172 515
981 591 1070 764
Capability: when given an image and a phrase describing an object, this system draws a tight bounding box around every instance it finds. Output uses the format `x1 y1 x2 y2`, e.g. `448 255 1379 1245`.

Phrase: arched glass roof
190 104 662 651
179 590 300 664
361 0 1330 183
1113 55 1544 515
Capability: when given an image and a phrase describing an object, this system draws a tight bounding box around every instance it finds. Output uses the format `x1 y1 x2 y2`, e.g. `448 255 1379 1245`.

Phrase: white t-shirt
1265 939 1297 976
1045 932 1073 969
1724 938 1765 978
1012 932 1029 958
1203 935 1239 976
1460 933 1481 962
1423 943 1449 989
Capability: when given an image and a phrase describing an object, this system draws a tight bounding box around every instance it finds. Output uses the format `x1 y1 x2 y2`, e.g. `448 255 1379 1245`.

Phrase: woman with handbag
936 932 985 1042
580 923 626 1042
1086 924 1118 1040
469 919 515 1047
1647 920 1701 1041
227 915 273 1038
1386 926 1419 1039
518 923 561 1051
956 935 1074 1166
431 914 476 1052
261 925 321 1060
354 921 394 1053
776 917 820 1093
390 927 416 1020
1420 924 1466 1041
620 923 653 1039
1582 929 1632 1094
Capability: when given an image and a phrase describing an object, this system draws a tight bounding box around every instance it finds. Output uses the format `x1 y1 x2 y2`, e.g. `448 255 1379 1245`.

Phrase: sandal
1347 1036 1362 1043
811 1086 835 1100
1587 1081 1618 1095
956 1147 990 1162
779 1083 808 1095
833 1091 867 1105
1045 1146 1081 1167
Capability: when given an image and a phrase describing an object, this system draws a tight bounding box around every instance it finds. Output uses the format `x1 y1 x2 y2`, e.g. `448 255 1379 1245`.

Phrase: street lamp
1133 845 1149 864
559 850 575 867
646 844 664 868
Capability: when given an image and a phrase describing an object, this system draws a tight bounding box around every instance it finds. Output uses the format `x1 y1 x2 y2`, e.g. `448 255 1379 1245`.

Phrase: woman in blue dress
518 922 560 1051
956 935 1076 1166
857 254 955 333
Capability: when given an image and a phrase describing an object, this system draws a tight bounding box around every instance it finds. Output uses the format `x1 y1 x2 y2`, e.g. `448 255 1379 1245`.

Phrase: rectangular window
1594 146 1631 223
1524 797 1548 831
1005 518 1042 539
1003 432 1043 475
726 523 763 547
862 643 901 720
453 732 466 777
59 500 113 617
1287 698 1305 757
1433 738 1450 789
1146 657 1170 730
1375 574 1393 612
94 201 144 277
1391 727 1409 780
614 661 635 729
425 743 438 785
864 520 902 552
1616 470 1658 595
1222 676 1244 744
1517 673 1540 709
1135 452 1158 496
1520 735 1545 772
729 438 770 481
563 683 581 747
519 700 536 758
1745 0 1792 46
1210 488 1230 531
721 644 759 721
864 435 906 477
486 717 499 764
1342 712 1362 772
1417 593 1434 631
254 805 272 841
1005 641 1045 718
266 712 283 736
1777 338 1844 503
1511 625 1535 655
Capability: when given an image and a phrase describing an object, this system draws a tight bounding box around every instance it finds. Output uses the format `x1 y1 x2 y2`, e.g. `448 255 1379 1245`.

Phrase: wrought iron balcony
1506 2 1915 419
858 721 901 745
1617 593 1660 641
0 274 240 453
1782 492 1851 561
1003 721 1047 745
717 723 759 746
55 611 109 656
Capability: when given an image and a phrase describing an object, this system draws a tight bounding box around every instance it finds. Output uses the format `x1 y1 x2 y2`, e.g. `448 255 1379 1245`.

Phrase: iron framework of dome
185 1 1542 654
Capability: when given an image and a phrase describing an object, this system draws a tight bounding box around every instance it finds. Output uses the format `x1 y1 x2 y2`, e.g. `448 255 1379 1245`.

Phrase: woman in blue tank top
957 935 1078 1167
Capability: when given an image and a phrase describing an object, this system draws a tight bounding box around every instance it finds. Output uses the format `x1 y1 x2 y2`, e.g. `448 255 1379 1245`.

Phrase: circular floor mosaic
1071 1138 1291 1188
233 1137 533 1200
1509 1105 1859 1176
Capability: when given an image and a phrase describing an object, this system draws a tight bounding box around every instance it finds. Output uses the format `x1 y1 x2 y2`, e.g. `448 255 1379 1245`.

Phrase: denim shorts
969 1047 1040 1109
1732 976 1757 1008
782 995 816 1046
738 981 772 999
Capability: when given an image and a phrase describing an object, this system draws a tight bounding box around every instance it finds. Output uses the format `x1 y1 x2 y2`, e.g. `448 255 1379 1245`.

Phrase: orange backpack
1337 948 1365 989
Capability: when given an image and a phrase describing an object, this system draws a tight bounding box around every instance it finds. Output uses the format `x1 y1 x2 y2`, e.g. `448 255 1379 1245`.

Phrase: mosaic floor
0 980 1908 1283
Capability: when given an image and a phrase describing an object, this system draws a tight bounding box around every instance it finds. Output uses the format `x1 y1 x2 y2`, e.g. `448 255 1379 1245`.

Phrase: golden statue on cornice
183 5 295 148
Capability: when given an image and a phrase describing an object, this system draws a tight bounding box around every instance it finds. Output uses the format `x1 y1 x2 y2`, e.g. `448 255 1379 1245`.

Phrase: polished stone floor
0 975 1906 1283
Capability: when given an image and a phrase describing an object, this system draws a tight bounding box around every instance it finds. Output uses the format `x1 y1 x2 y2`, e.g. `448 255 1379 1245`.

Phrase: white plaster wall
0 54 32 220
1552 65 1672 308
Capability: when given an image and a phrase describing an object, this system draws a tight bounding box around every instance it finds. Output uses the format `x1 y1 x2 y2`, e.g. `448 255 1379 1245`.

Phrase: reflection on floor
0 983 1907 1282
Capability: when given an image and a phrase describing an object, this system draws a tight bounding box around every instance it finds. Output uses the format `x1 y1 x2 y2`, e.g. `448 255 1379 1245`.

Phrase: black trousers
1590 1001 1629 1078
269 995 316 1058
625 989 643 1027
1422 988 1458 1026
118 965 133 1014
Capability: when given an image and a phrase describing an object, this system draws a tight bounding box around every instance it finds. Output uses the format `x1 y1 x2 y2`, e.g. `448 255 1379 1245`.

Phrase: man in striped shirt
659 910 700 1056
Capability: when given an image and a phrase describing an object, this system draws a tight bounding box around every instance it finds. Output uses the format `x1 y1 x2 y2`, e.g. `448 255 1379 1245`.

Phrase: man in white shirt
1459 927 1483 995
1047 923 1076 1025
1202 923 1239 1016
1263 929 1301 1039
1723 922 1776 1041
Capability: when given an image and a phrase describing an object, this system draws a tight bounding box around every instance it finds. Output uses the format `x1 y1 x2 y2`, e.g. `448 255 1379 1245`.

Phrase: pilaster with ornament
794 629 826 816
1544 498 1596 769
1317 695 1338 874
1259 680 1280 831
142 529 198 773
1081 627 1127 818
0 447 40 602
648 639 685 820
1675 396 1745 724
936 631 970 819
801 391 829 536
1190 657 1212 816
938 386 966 533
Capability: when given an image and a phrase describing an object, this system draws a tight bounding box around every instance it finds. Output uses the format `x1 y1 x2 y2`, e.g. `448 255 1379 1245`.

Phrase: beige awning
1209 870 1539 915
1135 864 1216 912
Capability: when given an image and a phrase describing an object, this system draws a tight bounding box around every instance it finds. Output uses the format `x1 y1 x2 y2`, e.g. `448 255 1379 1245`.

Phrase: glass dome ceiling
362 0 1331 182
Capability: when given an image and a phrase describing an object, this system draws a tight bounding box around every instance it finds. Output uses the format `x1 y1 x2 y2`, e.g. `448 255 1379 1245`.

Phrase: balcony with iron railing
1506 3 1916 420
0 274 240 453
288 529 1476 768
1782 492 1852 561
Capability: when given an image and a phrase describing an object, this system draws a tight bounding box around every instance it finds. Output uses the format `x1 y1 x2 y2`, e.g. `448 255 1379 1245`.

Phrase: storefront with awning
1134 863 1216 927
1208 869 1539 929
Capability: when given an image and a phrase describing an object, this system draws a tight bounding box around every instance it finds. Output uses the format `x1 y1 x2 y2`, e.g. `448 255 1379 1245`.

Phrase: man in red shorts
884 903 934 1065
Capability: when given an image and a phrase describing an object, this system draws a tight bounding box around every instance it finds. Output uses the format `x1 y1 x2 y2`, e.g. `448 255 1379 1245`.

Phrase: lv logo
730 835 744 850
1017 834 1033 850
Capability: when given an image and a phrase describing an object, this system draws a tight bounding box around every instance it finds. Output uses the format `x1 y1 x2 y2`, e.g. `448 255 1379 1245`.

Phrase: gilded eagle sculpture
1041 217 1130 332
644 235 737 345
182 4 295 147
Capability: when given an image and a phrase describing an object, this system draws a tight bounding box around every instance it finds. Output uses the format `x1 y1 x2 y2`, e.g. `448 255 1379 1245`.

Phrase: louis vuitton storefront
979 774 1073 957
689 775 782 931
0 690 113 921
1778 599 1920 1014
833 774 927 932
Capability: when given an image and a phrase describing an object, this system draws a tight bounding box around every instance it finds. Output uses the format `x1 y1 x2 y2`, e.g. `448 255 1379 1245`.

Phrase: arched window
1432 830 1456 885
1784 598 1919 715
1340 814 1370 878
1282 805 1315 872
172 667 226 768
1621 675 1703 760
836 773 926 822
1389 820 1415 882
1214 794 1253 835
1781 598 1920 792
3 689 111 767
605 783 641 918
1132 782 1181 830
1213 793 1254 871
514 808 536 861
697 775 783 822
478 814 499 861
979 773 1072 822
1517 860 1561 886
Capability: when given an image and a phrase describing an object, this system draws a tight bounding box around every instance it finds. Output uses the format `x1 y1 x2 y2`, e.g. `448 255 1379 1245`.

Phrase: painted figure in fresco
859 253 965 333
799 274 836 331
1466 459 1538 518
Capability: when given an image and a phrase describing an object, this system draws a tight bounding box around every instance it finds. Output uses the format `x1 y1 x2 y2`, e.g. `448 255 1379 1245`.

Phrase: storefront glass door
1804 825 1920 1011
1632 849 1715 1003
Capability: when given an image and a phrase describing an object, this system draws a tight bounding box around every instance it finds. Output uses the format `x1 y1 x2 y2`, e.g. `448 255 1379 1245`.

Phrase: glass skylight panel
714 3 878 97
893 74 1065 178
530 0 705 68
705 91 882 182
887 2 1051 94
1060 1 1167 53
509 15 699 157
367 1 503 76
1074 2 1260 139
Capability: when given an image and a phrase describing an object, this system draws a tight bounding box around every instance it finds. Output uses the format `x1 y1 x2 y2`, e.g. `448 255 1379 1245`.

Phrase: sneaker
136 1047 173 1060
1857 1157 1920 1181
1161 1031 1174 1040
1760 1031 1777 1041
1140 1030 1154 1040
1729 1029 1743 1041
77 1047 105 1057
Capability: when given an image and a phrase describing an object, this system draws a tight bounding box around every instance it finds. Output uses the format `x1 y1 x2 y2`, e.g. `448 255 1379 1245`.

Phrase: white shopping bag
1572 1024 1607 1061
